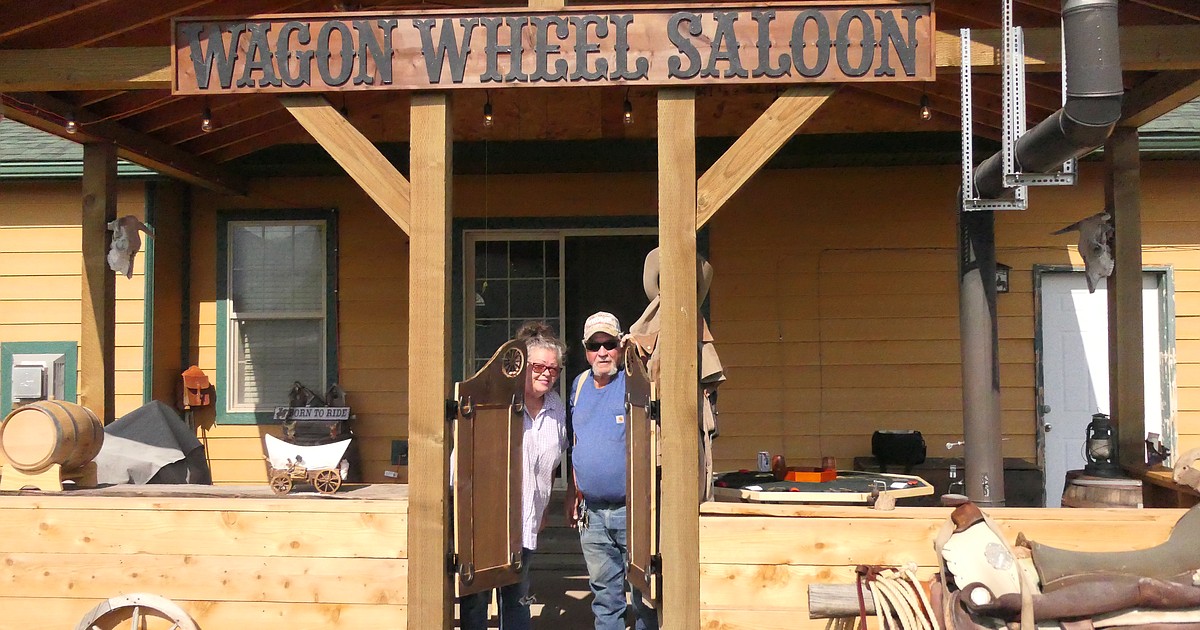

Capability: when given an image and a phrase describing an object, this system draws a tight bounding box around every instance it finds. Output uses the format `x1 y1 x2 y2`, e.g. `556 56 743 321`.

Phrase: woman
460 321 568 630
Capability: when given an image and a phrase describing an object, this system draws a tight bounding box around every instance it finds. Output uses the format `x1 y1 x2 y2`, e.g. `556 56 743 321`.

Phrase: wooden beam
407 91 453 630
1104 127 1145 469
696 86 833 228
1119 70 1200 128
0 48 170 91
0 0 114 41
80 143 117 425
1129 0 1200 21
658 87 700 630
1 92 245 196
281 94 412 234
936 25 1200 72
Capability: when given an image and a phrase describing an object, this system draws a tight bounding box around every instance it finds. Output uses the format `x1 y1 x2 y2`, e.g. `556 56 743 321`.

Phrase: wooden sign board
272 406 351 420
172 2 933 94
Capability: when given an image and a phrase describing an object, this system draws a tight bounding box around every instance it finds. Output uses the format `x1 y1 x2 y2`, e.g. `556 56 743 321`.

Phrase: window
469 236 561 374
217 211 337 424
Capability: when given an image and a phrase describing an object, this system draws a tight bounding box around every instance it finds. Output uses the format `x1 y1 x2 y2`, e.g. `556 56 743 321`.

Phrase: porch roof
1 1 1199 192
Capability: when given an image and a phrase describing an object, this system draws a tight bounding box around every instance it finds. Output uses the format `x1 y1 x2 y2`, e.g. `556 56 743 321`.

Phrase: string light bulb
919 94 932 122
64 112 78 134
200 107 214 133
483 96 493 127
623 90 633 125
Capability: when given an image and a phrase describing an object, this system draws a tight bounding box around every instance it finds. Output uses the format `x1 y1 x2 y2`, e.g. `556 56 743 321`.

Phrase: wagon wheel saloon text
172 3 933 94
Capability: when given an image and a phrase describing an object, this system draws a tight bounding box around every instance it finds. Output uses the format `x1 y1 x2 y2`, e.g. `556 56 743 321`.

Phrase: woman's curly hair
515 320 567 367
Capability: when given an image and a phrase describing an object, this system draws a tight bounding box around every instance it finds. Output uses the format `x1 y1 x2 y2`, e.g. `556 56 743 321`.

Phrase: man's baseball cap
582 311 621 341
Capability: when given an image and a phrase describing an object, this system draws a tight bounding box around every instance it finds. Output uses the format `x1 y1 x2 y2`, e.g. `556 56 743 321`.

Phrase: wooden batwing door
625 349 661 605
452 339 527 596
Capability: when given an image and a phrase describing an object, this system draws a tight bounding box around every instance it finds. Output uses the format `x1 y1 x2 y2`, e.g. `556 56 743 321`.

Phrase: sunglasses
584 339 620 352
530 362 561 376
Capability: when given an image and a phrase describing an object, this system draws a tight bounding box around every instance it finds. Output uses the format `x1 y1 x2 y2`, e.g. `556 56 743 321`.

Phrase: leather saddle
1017 506 1200 590
936 503 1200 630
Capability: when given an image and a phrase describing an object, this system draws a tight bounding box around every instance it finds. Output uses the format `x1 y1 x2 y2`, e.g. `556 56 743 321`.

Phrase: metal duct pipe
974 0 1123 199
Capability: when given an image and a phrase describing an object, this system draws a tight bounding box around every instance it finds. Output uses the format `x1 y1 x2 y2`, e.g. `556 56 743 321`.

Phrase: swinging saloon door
625 348 661 605
452 339 527 595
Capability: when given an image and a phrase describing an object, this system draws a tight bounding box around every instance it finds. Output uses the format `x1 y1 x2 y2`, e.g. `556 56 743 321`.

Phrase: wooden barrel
0 400 104 473
1062 470 1143 508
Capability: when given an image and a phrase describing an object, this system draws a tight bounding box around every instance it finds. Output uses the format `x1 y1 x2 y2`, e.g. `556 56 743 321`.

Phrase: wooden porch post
80 142 117 423
658 87 700 630
408 92 454 629
1104 126 1145 467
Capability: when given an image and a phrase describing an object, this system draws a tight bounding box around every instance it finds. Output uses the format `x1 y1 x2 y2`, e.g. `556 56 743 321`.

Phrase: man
567 311 657 630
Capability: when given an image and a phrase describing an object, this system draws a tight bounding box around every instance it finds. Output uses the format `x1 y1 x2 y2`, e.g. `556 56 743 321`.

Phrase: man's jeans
459 547 534 630
580 502 657 630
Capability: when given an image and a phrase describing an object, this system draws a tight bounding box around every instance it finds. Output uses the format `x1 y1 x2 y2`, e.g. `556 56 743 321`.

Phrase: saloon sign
172 3 933 94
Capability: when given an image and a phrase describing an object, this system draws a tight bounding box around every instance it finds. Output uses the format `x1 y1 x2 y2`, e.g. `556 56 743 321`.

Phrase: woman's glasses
584 339 620 352
530 362 561 376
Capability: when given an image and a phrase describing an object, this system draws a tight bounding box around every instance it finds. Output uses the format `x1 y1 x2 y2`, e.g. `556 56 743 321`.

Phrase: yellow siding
709 162 1200 471
0 181 148 418
185 163 1200 487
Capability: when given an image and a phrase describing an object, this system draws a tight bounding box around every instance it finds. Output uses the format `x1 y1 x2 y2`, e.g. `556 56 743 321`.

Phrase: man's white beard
591 363 618 378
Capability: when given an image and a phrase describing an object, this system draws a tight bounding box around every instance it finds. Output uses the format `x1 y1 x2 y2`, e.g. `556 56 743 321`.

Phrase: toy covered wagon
263 433 352 495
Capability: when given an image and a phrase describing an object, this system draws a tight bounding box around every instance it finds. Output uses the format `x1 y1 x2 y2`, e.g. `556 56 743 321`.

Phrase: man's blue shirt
569 369 627 503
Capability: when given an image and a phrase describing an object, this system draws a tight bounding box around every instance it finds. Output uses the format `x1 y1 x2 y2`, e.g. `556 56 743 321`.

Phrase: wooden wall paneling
658 86 699 630
0 494 408 629
408 91 453 630
1105 127 1146 466
80 142 117 423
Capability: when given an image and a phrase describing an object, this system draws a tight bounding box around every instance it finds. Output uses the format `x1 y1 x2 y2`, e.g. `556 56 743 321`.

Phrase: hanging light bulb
919 94 932 122
64 112 78 134
483 99 493 127
623 90 633 125
200 107 214 133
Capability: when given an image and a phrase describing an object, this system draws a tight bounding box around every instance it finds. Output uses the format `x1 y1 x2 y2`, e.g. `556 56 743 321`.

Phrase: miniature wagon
263 433 352 495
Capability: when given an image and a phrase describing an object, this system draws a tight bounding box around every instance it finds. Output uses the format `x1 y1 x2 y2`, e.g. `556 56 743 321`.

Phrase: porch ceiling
0 0 1198 193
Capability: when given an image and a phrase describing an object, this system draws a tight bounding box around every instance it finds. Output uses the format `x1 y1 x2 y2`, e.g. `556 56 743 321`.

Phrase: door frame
460 226 659 380
1032 265 1176 486
451 216 663 384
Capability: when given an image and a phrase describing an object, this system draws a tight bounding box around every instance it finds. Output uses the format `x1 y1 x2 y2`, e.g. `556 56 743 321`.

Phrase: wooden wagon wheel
313 469 341 494
74 592 199 630
269 471 293 495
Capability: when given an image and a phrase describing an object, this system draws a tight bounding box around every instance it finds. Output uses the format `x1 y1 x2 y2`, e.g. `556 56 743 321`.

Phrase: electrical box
12 365 45 399
9 353 67 404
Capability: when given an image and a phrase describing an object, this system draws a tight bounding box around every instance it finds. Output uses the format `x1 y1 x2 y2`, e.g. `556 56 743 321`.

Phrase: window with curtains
217 211 337 423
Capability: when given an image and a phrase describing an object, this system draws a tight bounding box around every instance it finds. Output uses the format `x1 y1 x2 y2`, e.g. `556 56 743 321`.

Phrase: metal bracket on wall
960 0 1076 211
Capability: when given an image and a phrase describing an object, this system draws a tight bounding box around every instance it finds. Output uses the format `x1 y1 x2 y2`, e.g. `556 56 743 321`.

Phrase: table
712 469 934 504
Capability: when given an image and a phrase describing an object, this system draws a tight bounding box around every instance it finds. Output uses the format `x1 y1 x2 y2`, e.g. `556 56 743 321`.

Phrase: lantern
1084 412 1122 477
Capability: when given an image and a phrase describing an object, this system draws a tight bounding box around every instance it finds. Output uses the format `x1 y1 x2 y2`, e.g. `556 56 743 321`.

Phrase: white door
1039 272 1163 507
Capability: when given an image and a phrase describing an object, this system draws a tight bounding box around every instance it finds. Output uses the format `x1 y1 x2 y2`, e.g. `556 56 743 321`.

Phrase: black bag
871 430 926 471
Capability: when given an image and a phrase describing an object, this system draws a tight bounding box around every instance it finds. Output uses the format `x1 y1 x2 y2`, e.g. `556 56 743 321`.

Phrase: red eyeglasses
530 362 561 376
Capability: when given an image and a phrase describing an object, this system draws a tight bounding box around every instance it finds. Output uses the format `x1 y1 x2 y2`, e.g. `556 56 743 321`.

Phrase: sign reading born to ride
171 3 934 94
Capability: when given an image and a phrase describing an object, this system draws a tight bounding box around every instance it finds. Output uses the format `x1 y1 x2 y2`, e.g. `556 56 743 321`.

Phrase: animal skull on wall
106 215 154 279
1052 211 1114 293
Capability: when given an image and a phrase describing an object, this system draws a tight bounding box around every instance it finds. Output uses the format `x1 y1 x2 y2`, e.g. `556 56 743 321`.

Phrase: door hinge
648 554 663 576
447 552 460 574
647 400 660 421
445 399 460 421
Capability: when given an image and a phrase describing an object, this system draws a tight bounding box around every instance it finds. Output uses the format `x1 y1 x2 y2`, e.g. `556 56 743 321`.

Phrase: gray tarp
93 400 212 485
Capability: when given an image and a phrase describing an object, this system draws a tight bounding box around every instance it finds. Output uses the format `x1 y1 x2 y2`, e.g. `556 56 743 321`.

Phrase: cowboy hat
641 247 714 302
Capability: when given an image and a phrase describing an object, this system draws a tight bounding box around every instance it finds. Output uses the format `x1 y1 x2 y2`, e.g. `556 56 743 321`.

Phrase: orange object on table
784 467 838 483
